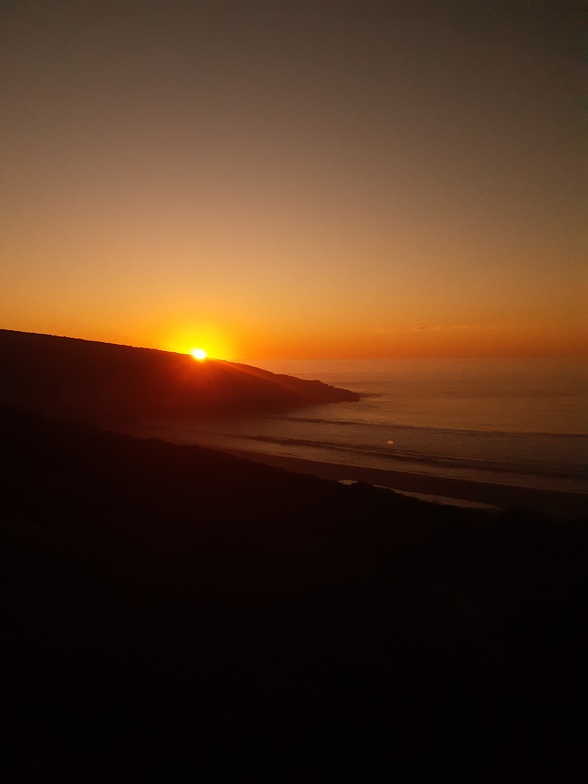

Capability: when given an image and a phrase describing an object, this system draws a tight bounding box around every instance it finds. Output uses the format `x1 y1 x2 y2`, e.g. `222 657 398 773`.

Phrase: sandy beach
226 448 588 519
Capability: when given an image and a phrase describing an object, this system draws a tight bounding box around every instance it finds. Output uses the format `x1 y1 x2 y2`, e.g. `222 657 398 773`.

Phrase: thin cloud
375 324 507 336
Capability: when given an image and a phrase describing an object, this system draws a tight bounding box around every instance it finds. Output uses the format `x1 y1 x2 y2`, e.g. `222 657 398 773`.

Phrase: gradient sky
1 0 585 359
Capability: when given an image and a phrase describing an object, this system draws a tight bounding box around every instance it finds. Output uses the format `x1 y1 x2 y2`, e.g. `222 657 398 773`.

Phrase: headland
0 329 359 423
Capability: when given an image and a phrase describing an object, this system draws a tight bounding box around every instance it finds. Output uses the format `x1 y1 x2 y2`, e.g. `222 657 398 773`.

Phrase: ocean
145 359 588 495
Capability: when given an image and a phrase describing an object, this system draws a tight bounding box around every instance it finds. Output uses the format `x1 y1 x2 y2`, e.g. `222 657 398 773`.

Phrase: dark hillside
0 329 359 423
1 407 587 782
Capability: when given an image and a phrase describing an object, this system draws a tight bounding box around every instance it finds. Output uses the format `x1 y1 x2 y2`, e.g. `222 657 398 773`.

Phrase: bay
144 358 588 495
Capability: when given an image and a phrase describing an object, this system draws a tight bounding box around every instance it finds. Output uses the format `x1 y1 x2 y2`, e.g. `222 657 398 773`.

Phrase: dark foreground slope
1 408 587 783
0 330 358 422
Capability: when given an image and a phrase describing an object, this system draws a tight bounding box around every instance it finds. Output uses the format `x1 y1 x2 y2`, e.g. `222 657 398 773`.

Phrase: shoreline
225 448 588 520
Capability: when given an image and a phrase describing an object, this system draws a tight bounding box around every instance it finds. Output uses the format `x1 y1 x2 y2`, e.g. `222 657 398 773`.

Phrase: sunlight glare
191 348 208 361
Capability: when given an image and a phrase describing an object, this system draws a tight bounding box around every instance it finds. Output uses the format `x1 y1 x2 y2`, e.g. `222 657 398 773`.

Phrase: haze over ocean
143 358 588 496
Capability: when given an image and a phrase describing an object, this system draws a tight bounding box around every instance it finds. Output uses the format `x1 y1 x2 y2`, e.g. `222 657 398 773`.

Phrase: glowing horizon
2 323 585 365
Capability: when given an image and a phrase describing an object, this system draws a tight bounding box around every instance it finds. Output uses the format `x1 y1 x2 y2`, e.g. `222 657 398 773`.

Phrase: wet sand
226 448 588 519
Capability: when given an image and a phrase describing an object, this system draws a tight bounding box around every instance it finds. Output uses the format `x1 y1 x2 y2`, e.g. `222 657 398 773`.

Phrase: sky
1 0 585 360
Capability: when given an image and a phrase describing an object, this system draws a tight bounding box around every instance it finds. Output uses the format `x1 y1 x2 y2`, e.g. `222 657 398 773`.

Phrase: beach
225 447 588 519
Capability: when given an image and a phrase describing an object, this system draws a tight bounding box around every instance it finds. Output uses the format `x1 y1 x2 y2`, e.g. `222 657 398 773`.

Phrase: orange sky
1 2 585 361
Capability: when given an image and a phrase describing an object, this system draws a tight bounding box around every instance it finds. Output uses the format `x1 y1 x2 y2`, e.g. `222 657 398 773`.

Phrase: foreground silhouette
1 407 587 782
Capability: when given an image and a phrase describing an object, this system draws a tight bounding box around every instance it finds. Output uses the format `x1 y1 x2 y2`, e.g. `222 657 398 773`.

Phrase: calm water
146 359 588 494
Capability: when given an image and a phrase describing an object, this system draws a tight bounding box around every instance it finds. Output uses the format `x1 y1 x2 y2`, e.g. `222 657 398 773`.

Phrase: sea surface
146 359 588 495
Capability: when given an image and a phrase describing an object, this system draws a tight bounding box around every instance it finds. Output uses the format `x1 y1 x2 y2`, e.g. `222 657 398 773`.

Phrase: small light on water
387 440 394 445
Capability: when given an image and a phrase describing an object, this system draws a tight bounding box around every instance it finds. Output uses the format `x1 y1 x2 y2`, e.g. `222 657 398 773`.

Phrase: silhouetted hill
1 407 587 782
0 329 359 423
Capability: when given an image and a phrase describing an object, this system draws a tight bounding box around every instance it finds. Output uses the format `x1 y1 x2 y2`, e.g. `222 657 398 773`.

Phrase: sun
191 348 208 361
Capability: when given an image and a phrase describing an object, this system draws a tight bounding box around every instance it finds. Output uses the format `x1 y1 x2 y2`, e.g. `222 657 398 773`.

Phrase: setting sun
191 348 208 361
